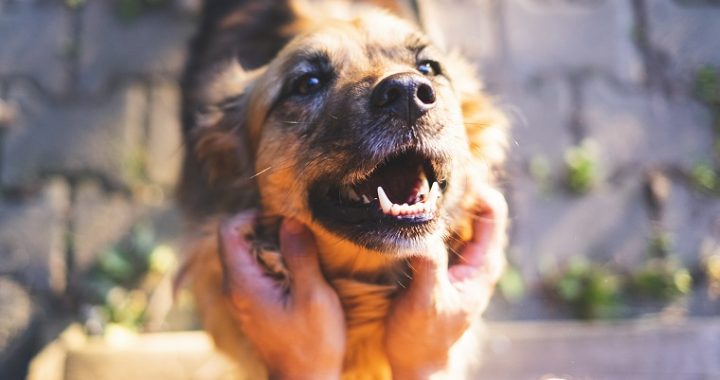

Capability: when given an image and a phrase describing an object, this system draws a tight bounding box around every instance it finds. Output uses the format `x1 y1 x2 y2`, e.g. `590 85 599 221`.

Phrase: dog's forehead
283 12 426 65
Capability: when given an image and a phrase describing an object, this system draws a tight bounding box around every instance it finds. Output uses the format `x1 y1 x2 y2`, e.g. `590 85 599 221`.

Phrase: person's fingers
217 210 271 300
404 242 450 301
450 186 508 283
278 218 327 302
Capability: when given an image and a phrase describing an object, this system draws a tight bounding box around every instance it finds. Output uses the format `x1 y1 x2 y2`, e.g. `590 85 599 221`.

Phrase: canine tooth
361 195 371 204
424 182 440 211
429 182 440 201
377 187 392 214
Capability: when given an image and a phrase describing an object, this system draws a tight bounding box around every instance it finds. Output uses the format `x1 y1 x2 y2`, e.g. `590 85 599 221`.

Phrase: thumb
279 218 326 299
405 244 449 299
219 210 263 291
450 186 508 284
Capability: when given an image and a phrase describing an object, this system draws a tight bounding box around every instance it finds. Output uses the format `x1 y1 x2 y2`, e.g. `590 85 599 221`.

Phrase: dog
178 0 508 378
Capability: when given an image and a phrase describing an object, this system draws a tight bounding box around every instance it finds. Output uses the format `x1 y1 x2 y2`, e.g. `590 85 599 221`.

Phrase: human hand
219 211 346 380
384 186 508 379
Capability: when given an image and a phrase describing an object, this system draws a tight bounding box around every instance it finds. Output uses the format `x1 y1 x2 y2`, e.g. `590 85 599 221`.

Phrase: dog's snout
371 73 436 121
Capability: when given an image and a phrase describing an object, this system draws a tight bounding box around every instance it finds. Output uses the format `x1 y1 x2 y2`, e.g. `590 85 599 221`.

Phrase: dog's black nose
370 73 436 121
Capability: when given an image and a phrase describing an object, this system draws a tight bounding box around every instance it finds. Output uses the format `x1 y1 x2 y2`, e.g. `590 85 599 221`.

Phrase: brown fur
179 1 507 378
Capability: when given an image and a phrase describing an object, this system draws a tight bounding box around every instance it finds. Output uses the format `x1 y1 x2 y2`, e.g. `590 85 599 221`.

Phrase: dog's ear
192 0 307 71
179 0 310 220
178 64 261 220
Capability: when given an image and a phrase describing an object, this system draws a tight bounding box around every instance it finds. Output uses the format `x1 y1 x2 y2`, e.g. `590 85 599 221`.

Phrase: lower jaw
310 213 445 252
308 221 446 282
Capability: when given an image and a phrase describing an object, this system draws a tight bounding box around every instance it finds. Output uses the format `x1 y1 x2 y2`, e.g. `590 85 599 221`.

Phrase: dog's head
181 1 506 256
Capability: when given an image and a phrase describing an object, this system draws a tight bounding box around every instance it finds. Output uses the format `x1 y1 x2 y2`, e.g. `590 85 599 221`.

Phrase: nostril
416 83 436 105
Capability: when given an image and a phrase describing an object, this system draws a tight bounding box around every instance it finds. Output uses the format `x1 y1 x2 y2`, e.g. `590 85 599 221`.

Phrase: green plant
695 67 720 105
497 265 525 302
628 259 692 301
546 259 622 320
690 161 719 194
65 0 85 9
83 226 178 330
564 140 600 194
116 0 170 22
647 232 673 259
705 253 720 300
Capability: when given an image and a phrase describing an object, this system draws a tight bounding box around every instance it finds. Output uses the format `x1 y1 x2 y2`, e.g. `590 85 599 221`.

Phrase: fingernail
283 217 305 234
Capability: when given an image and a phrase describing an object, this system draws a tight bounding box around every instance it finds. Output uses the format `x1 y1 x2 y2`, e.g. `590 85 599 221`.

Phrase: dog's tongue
354 159 425 204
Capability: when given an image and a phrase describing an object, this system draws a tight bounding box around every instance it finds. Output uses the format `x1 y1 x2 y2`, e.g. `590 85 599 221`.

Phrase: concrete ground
26 319 720 380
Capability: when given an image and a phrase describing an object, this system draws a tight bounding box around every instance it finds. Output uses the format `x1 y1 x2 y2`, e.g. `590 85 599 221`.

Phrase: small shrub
694 66 720 106
546 259 621 320
628 259 692 301
690 161 718 194
564 140 600 194
498 265 525 302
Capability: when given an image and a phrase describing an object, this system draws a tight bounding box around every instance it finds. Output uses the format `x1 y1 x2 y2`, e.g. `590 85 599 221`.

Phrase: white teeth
361 195 372 204
377 186 393 214
377 182 442 217
390 204 401 216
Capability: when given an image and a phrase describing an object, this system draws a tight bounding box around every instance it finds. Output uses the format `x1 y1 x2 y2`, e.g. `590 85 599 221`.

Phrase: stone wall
434 0 720 281
1 0 719 377
0 1 194 377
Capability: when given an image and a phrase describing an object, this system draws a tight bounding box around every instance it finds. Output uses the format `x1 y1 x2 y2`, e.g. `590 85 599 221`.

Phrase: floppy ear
179 0 310 220
178 64 261 221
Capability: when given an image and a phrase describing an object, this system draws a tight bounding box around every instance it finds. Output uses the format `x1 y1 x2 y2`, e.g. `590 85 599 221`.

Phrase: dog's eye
293 74 324 96
417 60 440 76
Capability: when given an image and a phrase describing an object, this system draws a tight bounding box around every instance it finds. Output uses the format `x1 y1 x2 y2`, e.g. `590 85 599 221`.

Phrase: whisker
399 266 413 280
280 120 313 125
407 261 416 273
248 166 273 179
448 246 468 264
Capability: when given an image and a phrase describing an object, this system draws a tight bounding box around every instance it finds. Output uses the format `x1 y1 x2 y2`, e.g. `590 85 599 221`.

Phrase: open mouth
308 150 448 230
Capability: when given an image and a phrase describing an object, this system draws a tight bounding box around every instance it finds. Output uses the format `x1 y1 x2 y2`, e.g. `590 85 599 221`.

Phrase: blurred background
0 0 719 379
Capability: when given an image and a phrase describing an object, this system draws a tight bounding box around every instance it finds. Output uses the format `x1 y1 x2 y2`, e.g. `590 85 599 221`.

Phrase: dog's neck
310 228 450 377
311 227 405 284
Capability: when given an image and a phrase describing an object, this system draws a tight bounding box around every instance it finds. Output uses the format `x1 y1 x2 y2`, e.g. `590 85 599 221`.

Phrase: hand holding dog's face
217 184 507 377
385 184 507 374
220 212 347 379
